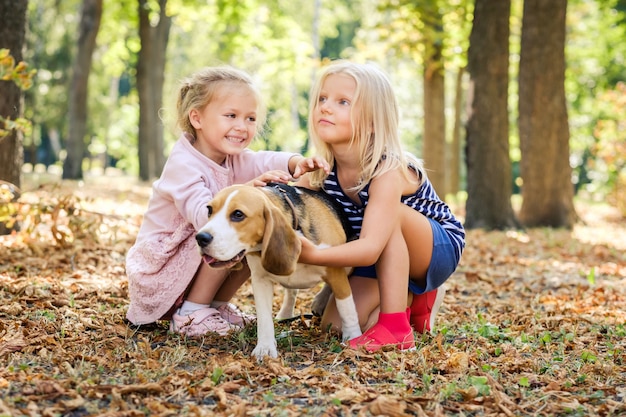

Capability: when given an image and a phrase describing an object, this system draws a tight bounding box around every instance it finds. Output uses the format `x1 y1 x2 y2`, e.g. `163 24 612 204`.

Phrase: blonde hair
176 66 267 139
307 60 424 192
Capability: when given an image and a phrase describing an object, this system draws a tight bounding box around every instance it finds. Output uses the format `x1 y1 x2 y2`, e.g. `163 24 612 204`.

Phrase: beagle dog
196 183 362 360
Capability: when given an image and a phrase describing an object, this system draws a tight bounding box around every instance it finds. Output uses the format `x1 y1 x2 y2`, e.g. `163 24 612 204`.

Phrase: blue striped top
322 165 466 262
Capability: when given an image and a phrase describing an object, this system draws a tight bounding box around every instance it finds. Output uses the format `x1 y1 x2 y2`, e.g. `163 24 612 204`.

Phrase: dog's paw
275 308 295 321
252 343 279 361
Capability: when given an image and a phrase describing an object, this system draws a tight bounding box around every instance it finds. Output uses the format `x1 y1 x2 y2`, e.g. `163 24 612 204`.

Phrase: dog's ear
261 202 301 276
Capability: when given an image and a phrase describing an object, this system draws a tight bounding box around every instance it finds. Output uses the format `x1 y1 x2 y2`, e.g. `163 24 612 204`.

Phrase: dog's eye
230 210 245 222
206 205 213 217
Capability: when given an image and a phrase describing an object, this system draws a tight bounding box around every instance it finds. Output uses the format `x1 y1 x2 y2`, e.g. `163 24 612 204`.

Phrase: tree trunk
422 10 447 197
464 0 517 230
137 0 170 181
448 67 464 196
518 0 576 228
62 0 102 180
423 55 446 197
0 0 28 190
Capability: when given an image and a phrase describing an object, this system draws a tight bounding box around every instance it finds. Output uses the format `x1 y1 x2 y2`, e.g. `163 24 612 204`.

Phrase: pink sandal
215 303 255 327
170 307 235 336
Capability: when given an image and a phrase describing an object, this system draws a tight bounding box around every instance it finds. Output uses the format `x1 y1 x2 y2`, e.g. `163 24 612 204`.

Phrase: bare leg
364 204 433 315
402 204 433 287
321 204 434 337
214 261 251 302
376 219 410 314
185 260 251 304
321 275 380 334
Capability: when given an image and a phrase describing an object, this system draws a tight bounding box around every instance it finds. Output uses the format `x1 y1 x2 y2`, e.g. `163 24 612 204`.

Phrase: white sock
178 301 210 316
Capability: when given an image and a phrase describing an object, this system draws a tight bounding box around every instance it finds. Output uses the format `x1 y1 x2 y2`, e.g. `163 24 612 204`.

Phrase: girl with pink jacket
126 66 328 336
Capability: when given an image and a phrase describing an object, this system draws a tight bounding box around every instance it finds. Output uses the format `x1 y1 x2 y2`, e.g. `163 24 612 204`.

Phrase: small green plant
327 339 343 353
422 373 433 390
580 350 597 363
35 310 56 321
481 364 500 379
540 331 552 345
440 382 460 401
466 314 511 342
211 367 224 384
468 375 490 396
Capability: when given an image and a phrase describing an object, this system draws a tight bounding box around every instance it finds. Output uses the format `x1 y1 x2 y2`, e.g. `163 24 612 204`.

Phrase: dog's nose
196 232 213 248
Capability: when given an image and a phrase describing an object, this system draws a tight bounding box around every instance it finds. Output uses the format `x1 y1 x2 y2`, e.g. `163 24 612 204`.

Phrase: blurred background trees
1 0 625 230
63 0 102 180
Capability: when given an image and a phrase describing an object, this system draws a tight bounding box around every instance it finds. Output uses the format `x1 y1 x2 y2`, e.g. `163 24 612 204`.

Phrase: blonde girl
298 61 465 351
126 66 329 336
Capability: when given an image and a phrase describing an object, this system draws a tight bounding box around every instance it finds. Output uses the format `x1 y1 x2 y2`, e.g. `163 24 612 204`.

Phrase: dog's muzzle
196 231 246 268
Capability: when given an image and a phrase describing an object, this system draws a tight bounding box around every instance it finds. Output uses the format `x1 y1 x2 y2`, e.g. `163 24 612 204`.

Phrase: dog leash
276 313 314 323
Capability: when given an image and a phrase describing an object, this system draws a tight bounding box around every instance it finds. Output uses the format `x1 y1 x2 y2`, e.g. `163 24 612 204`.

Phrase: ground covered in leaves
1 173 625 417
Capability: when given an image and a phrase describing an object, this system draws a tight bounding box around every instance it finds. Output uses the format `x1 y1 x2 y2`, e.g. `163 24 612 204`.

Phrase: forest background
1 0 626 416
0 0 624 228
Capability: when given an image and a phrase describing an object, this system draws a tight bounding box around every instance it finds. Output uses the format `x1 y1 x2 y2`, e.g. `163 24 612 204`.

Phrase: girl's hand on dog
297 235 319 264
249 155 329 187
247 170 292 187
292 156 330 179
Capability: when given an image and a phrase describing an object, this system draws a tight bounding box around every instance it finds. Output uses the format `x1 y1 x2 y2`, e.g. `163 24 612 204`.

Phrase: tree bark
137 0 170 181
448 67 464 196
62 0 102 180
0 0 28 190
423 51 446 197
464 0 517 230
422 10 447 197
518 0 576 228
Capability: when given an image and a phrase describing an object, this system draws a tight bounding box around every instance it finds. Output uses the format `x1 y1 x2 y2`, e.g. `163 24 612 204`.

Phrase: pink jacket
126 134 296 324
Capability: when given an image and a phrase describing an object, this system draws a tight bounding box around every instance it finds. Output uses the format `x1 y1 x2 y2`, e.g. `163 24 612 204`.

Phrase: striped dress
322 165 465 263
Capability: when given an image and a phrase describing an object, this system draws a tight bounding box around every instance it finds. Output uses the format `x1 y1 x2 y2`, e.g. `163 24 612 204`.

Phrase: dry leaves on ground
1 175 625 416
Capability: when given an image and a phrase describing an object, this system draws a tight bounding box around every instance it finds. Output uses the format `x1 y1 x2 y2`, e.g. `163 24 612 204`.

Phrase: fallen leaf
366 396 410 417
